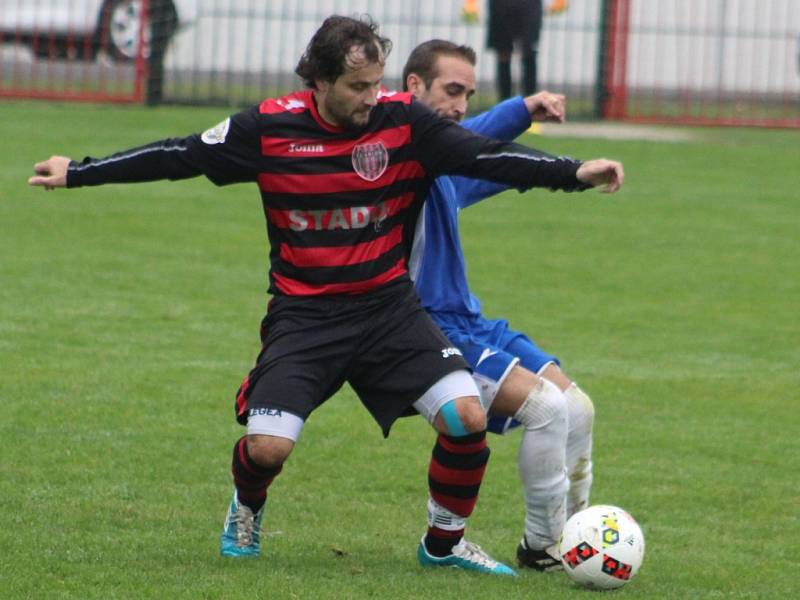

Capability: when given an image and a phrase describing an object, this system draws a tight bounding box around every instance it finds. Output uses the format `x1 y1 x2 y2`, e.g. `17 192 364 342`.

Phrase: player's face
316 44 384 130
412 55 476 122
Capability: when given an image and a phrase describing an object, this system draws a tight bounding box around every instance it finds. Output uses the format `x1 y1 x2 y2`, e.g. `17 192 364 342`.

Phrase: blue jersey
409 97 533 318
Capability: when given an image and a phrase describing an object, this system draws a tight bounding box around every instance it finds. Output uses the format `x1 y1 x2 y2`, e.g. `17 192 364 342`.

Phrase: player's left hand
525 91 566 123
29 155 71 190
576 159 624 193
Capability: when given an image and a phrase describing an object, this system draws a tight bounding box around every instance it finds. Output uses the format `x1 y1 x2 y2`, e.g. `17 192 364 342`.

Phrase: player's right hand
525 90 566 123
28 156 71 190
576 159 624 193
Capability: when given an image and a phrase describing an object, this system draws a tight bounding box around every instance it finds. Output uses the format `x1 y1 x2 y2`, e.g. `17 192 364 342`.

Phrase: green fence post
594 0 611 120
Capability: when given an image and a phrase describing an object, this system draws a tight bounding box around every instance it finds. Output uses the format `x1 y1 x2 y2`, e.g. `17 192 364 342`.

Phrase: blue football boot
220 491 264 557
418 537 517 576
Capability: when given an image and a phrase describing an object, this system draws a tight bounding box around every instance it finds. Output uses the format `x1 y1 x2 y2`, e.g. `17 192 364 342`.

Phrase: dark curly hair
295 15 392 89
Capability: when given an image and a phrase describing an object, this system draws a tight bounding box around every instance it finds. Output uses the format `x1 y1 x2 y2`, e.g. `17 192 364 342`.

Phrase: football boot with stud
418 537 517 576
220 491 264 557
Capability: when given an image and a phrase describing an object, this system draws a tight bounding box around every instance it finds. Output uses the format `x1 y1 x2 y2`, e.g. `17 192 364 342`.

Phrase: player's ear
406 73 424 96
314 78 330 94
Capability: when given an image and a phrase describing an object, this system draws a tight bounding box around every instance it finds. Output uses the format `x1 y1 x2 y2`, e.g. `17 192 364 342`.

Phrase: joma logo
289 143 324 153
441 347 463 359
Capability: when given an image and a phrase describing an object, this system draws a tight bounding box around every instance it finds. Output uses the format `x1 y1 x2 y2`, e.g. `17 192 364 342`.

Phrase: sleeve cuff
65 161 81 188
511 96 533 128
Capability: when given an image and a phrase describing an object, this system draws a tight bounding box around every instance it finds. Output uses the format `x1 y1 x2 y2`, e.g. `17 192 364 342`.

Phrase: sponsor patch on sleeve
201 117 231 145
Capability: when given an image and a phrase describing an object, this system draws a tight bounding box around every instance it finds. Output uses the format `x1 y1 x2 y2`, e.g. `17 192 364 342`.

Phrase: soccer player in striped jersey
29 16 622 575
404 40 608 571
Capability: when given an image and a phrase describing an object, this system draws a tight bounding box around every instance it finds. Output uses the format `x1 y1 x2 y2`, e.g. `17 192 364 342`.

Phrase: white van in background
0 0 198 61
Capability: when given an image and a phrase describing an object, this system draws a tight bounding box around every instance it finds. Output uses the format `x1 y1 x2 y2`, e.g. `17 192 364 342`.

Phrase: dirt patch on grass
538 122 696 142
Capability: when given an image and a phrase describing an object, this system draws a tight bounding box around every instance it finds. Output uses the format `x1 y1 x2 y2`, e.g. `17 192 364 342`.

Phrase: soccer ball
558 505 645 590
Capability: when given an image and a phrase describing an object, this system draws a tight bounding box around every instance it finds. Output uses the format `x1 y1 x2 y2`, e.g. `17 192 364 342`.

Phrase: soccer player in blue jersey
404 40 612 571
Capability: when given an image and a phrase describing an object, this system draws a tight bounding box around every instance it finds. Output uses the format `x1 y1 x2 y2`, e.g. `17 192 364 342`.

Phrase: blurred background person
485 0 568 99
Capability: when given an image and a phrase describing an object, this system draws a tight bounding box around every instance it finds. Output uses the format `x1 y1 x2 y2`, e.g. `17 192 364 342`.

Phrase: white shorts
412 369 480 425
247 369 479 441
247 408 305 442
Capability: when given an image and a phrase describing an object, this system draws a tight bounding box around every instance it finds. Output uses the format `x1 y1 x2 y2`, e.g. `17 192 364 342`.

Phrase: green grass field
1 100 798 599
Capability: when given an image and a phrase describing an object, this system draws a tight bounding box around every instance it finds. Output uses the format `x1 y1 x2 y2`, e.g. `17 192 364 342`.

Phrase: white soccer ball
558 504 645 590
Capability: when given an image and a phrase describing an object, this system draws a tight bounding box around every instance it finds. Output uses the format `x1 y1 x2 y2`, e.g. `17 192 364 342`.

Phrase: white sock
564 383 594 516
515 378 569 550
426 497 466 532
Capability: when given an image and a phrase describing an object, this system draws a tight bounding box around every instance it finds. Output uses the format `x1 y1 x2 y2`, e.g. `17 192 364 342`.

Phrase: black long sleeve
409 100 589 192
66 106 264 188
66 136 202 187
66 100 590 193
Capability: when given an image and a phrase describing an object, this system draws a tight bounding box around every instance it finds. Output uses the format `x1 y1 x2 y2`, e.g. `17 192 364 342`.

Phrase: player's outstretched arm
576 159 624 193
524 91 566 123
28 109 264 191
28 156 71 190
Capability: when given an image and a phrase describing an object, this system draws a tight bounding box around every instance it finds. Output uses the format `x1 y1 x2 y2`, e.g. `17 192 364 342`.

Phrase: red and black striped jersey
67 89 587 297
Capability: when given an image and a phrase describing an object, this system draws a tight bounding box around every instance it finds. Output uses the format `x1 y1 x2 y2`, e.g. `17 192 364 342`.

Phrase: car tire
97 0 176 63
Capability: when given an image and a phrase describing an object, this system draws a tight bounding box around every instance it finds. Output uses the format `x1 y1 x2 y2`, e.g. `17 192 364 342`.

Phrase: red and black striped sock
425 431 490 556
231 436 282 514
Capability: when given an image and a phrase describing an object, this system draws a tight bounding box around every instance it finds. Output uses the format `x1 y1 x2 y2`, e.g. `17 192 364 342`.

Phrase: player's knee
458 397 487 433
437 396 486 436
246 434 294 469
514 378 568 430
565 383 595 432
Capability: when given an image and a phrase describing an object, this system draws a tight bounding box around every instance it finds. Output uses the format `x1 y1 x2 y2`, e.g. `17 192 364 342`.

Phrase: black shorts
234 278 469 437
488 0 543 52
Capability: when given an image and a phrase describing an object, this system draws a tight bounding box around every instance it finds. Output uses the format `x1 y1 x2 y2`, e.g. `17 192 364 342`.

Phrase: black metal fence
158 0 603 117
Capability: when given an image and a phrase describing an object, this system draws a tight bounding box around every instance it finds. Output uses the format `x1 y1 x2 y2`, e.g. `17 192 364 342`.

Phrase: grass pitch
1 100 798 599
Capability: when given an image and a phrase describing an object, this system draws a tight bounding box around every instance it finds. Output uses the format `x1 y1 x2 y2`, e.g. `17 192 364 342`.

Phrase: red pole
603 0 630 120
133 0 151 102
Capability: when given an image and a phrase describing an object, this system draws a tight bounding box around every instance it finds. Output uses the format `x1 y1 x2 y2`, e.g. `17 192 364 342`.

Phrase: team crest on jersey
352 141 388 182
201 118 230 145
